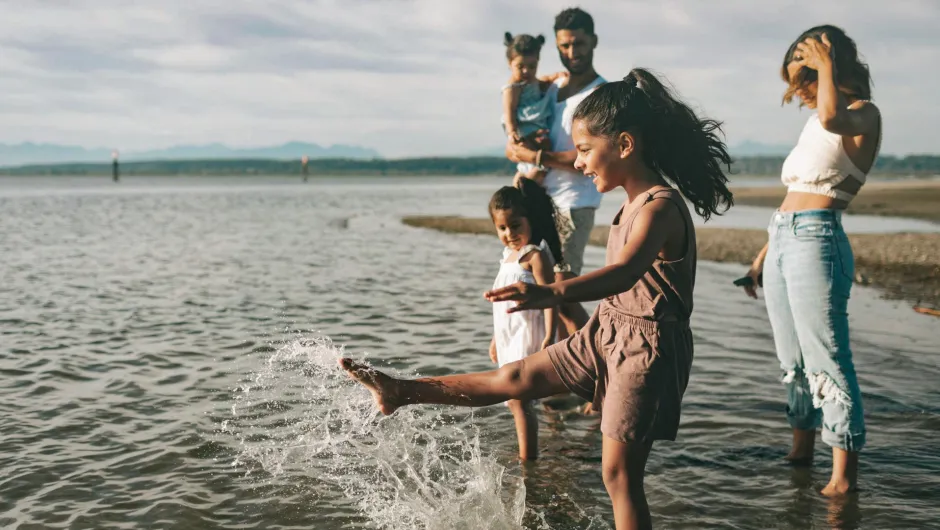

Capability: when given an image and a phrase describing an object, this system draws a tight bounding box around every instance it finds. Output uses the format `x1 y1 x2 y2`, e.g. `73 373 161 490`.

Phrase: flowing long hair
573 68 734 220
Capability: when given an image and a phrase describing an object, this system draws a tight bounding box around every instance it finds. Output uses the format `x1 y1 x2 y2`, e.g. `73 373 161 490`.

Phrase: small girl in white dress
487 178 566 460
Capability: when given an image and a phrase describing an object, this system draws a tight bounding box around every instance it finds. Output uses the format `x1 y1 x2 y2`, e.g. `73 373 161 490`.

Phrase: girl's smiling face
491 208 532 250
572 118 630 193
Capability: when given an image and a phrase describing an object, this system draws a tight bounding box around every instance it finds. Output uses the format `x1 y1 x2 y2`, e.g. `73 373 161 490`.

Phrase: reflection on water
0 176 938 529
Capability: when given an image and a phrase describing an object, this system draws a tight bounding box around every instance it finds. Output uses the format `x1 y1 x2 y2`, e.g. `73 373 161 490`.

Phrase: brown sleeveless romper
546 187 696 443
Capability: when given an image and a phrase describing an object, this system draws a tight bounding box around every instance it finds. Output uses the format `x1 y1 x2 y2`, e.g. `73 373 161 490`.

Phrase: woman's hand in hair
484 282 562 313
792 33 833 72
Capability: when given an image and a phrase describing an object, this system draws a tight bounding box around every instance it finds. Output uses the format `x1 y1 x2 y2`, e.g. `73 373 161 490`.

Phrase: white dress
492 244 551 367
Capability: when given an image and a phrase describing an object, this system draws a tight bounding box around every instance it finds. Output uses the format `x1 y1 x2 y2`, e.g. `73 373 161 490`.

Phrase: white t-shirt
543 75 606 210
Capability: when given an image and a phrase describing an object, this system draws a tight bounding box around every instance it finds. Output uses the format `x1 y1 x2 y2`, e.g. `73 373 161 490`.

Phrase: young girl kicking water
487 178 565 461
341 68 734 530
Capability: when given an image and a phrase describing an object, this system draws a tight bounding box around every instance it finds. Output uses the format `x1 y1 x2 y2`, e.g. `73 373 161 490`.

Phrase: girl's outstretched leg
602 436 653 530
339 349 568 415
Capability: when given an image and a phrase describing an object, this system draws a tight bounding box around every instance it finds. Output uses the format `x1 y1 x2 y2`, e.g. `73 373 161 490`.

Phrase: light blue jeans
763 209 866 451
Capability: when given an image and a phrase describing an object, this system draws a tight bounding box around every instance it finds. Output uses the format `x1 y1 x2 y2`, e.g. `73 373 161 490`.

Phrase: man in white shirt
508 7 604 334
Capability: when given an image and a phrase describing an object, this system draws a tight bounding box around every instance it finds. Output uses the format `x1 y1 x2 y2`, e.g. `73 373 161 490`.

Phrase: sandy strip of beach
403 180 939 309
402 216 939 310
733 180 940 222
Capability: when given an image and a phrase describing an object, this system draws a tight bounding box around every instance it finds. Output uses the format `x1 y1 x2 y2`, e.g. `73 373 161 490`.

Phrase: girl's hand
792 33 833 72
540 336 553 350
742 261 763 300
484 282 561 312
489 337 498 364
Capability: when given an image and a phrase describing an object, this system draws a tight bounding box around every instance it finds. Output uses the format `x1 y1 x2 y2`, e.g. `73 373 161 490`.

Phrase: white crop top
780 111 881 202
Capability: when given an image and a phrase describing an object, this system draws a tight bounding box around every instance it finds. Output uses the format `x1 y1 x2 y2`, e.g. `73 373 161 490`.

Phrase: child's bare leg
507 399 539 460
559 302 589 337
822 447 858 496
602 436 653 530
339 349 568 415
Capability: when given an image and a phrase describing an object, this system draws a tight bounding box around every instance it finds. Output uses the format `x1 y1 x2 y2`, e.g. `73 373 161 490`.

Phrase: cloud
0 0 937 156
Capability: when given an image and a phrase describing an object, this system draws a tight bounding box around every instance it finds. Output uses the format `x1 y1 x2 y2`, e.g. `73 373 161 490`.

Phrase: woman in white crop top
739 25 881 497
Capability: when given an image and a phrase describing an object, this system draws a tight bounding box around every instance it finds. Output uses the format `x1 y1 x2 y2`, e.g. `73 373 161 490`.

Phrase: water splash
226 334 526 529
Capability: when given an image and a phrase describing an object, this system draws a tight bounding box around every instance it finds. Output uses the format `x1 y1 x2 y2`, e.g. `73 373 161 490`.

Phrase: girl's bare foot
338 358 402 415
823 447 859 497
821 478 856 497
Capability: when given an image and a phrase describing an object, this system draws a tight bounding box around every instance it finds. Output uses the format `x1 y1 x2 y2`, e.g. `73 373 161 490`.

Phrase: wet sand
402 216 940 309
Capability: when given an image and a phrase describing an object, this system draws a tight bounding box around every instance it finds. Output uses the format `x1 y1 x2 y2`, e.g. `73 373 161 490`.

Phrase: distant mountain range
4 154 937 178
0 139 810 168
0 141 381 167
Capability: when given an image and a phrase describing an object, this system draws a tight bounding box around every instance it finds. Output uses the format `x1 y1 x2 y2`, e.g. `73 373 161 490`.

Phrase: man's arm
540 149 578 171
507 142 578 171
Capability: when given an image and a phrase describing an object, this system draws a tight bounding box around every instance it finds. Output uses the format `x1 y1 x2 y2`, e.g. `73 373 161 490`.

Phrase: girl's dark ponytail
488 179 567 268
573 68 734 220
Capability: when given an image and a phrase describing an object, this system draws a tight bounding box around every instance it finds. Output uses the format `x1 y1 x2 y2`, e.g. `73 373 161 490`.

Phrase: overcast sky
1 0 938 157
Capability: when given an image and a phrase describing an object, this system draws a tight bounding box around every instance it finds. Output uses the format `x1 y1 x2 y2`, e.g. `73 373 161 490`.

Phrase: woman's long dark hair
488 178 566 266
781 25 872 105
572 68 734 221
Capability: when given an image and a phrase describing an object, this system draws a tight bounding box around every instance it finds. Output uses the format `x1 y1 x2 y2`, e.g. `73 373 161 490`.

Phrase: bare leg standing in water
785 428 815 465
507 399 539 460
603 438 653 530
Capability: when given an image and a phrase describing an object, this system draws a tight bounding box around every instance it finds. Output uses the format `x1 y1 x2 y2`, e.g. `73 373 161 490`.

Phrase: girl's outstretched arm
486 199 683 312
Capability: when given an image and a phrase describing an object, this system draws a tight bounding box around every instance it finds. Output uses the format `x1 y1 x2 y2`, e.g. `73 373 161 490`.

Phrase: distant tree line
1 155 938 177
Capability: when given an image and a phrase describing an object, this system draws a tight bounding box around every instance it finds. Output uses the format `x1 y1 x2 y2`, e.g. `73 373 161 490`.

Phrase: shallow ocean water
1 176 938 529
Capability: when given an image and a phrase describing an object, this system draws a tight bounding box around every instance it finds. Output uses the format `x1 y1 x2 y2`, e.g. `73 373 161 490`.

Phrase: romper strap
516 244 542 263
634 187 692 260
621 187 678 227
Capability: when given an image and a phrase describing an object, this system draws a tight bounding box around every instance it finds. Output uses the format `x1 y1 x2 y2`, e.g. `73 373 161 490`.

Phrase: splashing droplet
227 334 526 528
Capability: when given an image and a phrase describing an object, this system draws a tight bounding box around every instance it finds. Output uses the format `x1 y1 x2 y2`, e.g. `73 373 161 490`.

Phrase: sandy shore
402 216 940 310
733 180 940 222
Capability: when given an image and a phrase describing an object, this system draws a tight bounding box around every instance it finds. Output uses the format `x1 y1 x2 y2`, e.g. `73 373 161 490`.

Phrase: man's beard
561 56 592 75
